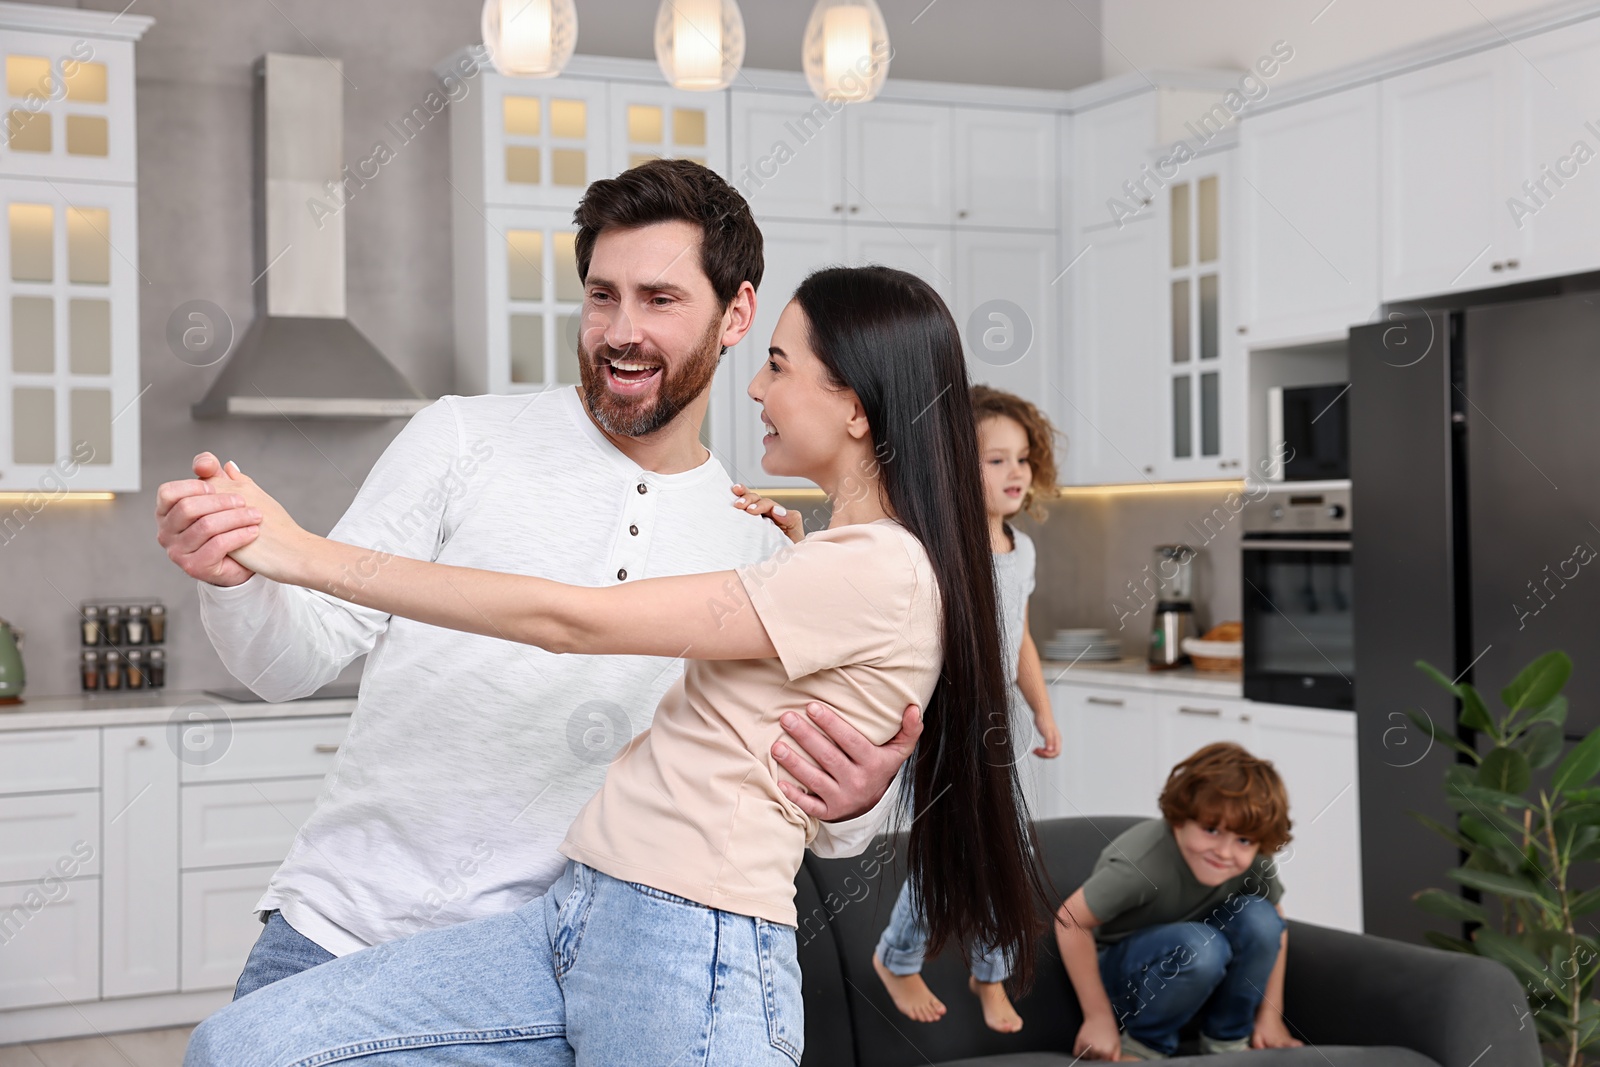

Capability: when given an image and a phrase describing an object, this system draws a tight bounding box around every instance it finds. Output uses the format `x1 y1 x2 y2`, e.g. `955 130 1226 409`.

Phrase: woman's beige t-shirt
560 518 942 926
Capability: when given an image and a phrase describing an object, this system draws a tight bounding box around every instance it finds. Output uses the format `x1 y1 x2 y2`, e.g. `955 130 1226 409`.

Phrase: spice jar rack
79 600 167 692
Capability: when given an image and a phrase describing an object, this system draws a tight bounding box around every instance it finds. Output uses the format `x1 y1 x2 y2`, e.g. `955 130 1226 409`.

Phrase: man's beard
578 314 724 439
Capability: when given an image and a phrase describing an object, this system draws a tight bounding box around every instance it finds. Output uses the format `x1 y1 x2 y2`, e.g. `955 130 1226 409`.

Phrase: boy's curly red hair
1159 742 1293 854
970 385 1061 521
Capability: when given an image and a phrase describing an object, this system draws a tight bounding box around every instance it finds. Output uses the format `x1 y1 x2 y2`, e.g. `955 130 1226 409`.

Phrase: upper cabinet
953 107 1056 229
1381 19 1600 300
845 100 951 225
1238 84 1380 346
730 90 846 221
0 8 150 495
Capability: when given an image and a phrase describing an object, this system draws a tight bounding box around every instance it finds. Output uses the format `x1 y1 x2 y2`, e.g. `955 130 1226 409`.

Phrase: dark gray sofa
794 816 1539 1067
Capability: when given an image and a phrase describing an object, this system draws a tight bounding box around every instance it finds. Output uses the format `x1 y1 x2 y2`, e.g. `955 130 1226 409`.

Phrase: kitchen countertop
0 688 358 731
1040 658 1243 698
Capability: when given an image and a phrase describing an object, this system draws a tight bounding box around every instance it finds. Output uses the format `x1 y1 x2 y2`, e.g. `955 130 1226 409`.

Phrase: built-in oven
1242 486 1354 710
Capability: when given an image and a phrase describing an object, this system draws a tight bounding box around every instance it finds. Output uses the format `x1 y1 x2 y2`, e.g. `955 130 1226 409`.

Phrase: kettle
0 617 23 704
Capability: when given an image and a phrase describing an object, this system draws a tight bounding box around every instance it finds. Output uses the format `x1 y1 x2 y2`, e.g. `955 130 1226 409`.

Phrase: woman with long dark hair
185 265 1048 1067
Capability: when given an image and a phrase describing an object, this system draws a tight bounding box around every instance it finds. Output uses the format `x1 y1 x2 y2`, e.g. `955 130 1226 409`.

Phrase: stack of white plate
1042 628 1122 662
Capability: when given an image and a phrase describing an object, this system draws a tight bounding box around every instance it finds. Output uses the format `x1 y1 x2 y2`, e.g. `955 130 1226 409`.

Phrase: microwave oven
1267 383 1349 481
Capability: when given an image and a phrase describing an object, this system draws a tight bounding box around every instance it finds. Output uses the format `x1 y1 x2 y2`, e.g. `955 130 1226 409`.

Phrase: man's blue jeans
187 860 804 1066
1097 894 1284 1055
875 877 1010 983
233 912 334 1000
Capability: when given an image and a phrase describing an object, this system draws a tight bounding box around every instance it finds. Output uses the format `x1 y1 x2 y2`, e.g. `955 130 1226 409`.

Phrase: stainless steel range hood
193 53 429 420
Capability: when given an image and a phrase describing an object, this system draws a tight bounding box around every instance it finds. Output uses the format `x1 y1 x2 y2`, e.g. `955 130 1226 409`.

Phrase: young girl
873 385 1062 1033
184 267 1048 1067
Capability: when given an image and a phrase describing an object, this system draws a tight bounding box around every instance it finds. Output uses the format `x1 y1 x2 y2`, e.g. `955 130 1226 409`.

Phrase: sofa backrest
799 815 1146 1067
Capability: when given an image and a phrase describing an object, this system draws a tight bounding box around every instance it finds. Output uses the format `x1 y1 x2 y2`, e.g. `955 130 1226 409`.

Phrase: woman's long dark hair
792 265 1051 984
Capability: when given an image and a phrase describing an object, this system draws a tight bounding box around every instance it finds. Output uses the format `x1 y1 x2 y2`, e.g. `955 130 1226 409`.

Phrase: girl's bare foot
969 975 1024 1033
872 951 947 1022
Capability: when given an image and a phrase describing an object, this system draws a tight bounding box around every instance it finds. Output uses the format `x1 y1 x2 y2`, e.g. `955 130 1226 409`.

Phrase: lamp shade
654 0 745 91
802 0 890 103
481 0 578 79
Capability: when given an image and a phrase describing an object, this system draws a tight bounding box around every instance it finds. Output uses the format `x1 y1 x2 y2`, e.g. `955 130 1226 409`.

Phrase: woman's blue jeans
874 877 1011 984
1097 894 1285 1055
185 861 804 1067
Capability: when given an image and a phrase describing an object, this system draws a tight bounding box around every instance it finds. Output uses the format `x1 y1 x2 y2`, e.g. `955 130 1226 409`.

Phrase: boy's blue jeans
875 877 1011 984
186 860 804 1066
1097 894 1284 1055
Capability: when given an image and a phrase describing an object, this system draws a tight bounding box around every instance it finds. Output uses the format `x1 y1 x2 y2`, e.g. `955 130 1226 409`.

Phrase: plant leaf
1516 722 1566 770
1479 747 1532 794
1449 781 1535 811
1514 695 1569 735
1405 708 1478 761
1572 887 1600 916
1502 651 1573 714
1459 684 1497 736
1448 867 1557 913
1473 927 1556 991
1413 887 1488 924
1413 811 1476 852
1554 729 1600 795
1417 659 1457 693
1423 931 1472 953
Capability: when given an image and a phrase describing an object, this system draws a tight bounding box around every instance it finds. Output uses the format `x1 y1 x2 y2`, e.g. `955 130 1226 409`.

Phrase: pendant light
802 0 890 103
655 0 745 91
481 0 577 78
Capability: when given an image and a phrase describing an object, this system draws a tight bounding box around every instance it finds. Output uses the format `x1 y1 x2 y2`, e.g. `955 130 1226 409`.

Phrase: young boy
1055 743 1302 1059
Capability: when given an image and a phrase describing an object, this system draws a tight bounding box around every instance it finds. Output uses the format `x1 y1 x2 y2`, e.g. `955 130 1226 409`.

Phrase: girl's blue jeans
1097 893 1285 1055
874 877 1011 984
184 860 804 1067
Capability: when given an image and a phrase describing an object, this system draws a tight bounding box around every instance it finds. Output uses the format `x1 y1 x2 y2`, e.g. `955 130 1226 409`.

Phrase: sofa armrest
1282 921 1540 1067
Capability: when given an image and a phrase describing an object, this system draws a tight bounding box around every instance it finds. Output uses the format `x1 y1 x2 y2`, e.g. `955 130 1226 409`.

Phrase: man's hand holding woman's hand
155 452 262 587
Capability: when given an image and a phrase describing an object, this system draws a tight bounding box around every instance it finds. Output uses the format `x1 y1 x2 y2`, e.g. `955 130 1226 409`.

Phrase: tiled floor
0 1026 192 1067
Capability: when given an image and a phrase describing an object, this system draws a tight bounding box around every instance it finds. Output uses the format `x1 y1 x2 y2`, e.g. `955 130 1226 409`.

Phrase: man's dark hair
572 158 764 306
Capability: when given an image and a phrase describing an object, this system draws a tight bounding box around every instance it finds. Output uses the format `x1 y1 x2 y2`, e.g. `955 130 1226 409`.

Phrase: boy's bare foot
872 951 947 1022
969 975 1024 1033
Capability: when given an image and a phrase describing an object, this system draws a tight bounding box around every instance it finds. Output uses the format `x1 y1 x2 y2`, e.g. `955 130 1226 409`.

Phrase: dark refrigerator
1350 290 1600 944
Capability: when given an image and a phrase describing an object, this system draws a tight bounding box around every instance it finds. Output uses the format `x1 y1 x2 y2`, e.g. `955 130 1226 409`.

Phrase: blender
1147 544 1197 669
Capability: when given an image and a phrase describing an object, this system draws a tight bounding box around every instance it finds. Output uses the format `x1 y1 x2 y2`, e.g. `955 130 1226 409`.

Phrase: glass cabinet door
0 178 138 491
0 30 136 183
483 76 609 210
1165 156 1232 476
607 84 728 178
484 205 586 396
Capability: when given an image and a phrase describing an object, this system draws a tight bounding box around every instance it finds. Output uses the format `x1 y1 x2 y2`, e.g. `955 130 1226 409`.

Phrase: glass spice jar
125 606 147 645
81 605 102 646
148 604 167 644
101 650 123 690
102 605 124 646
124 648 145 689
146 648 165 688
81 650 100 690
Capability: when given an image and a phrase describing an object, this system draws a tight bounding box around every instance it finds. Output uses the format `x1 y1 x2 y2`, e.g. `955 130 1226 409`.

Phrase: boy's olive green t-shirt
1081 818 1284 945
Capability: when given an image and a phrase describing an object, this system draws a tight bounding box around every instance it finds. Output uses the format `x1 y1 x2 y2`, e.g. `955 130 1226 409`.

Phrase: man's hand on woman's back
156 451 261 587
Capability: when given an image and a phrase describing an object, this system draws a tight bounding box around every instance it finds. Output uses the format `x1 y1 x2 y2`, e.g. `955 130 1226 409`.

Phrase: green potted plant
1410 650 1600 1067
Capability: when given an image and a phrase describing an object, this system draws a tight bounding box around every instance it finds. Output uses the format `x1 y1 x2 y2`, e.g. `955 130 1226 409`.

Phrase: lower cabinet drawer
182 778 324 869
0 791 100 884
0 729 98 795
181 864 278 992
0 876 100 1009
179 715 349 784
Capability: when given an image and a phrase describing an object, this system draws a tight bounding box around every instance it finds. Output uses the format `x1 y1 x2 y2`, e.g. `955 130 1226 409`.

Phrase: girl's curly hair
970 385 1061 521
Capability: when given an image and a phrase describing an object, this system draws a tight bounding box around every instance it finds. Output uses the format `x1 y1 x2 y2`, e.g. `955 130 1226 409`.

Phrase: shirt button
636 482 648 494
617 568 628 581
629 524 639 536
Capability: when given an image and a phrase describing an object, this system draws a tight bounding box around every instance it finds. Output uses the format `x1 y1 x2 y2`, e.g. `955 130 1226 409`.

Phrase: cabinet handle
1086 696 1125 707
314 743 340 754
1178 705 1222 717
848 204 860 214
832 203 842 212
1143 465 1155 474
1492 261 1504 271
1237 325 1248 335
136 736 148 747
1506 258 1520 269
1240 713 1252 722
957 209 969 219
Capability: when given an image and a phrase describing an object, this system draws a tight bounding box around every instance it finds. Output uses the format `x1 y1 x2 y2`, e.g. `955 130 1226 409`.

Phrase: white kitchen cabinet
0 876 99 1009
178 714 351 784
725 219 845 490
0 790 98 883
181 863 278 993
102 724 178 998
844 100 951 226
730 89 846 222
1154 694 1253 775
0 26 141 184
1238 84 1381 345
955 228 1059 418
182 777 323 870
1508 17 1600 283
0 726 96 794
1050 684 1160 819
953 106 1057 230
844 221 954 305
1071 92 1159 232
1066 219 1163 484
476 74 610 211
1380 48 1515 301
